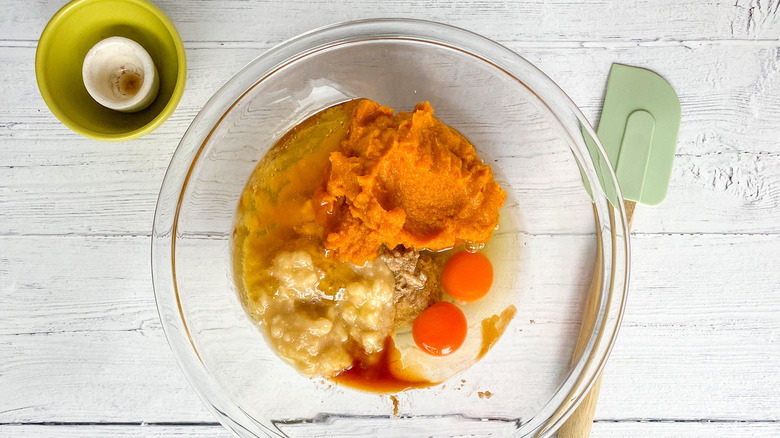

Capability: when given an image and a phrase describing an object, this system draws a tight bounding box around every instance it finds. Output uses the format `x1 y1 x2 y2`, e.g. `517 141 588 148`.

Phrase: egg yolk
441 250 494 302
412 302 468 356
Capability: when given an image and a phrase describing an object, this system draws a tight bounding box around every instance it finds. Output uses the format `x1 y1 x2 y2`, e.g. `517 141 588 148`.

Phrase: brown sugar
378 245 442 329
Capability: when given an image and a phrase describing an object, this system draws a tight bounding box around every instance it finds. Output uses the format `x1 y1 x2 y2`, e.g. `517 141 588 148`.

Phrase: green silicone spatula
597 63 681 206
558 64 681 438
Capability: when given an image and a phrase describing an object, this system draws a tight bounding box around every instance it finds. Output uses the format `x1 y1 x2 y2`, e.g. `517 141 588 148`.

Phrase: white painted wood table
2 0 780 436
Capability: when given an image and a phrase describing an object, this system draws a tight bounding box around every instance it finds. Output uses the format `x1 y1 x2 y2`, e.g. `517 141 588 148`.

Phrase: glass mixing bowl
152 19 629 438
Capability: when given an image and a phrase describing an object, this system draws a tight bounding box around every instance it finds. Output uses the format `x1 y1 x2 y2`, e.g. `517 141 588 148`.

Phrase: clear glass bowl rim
152 17 630 438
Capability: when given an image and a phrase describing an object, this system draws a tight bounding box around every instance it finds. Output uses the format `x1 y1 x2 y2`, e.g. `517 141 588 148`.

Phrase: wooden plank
11 41 780 145
2 421 780 437
1 233 779 424
5 0 779 43
595 233 780 421
0 425 228 438
591 421 780 437
2 44 780 236
525 43 780 235
0 236 212 423
0 236 158 336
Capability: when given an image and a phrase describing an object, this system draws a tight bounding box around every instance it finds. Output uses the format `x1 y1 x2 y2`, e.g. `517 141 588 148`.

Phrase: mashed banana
262 245 395 377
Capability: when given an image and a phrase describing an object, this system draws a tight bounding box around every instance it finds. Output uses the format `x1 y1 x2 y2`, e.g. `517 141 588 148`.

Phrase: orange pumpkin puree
313 100 506 265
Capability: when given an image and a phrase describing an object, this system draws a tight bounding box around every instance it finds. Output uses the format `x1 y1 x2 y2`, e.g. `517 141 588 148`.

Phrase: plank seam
594 419 780 423
1 419 779 426
0 422 220 426
2 38 780 50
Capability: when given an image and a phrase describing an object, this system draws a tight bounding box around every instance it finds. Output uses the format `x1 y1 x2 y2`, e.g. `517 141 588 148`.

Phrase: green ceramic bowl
36 0 186 141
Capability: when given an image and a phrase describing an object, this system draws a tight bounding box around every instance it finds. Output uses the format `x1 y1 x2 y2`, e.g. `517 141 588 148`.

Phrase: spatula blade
597 64 681 205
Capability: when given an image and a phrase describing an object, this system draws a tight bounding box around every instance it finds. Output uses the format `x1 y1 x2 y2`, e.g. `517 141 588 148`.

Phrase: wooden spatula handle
558 201 635 438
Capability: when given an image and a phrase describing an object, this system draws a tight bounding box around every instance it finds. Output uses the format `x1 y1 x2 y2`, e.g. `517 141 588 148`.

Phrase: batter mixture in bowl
232 99 518 392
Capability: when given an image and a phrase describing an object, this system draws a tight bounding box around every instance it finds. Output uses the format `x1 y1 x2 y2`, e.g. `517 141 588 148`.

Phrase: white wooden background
2 0 780 436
